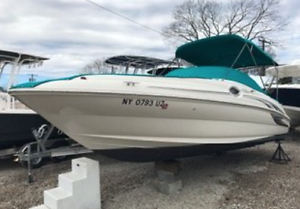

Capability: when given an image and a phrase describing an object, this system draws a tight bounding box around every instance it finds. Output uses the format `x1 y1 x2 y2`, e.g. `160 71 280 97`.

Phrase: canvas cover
176 34 277 68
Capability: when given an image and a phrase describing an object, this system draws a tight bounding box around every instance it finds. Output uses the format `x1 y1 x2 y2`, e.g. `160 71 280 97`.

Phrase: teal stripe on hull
11 66 263 94
11 73 153 89
11 74 89 89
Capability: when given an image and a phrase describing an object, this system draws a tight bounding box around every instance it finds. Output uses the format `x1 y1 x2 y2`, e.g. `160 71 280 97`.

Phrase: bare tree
81 59 109 74
163 0 288 45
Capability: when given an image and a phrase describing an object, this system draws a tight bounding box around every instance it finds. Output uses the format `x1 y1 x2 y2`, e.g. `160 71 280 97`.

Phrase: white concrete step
58 172 84 193
29 205 50 209
71 158 89 177
29 157 101 209
44 188 72 209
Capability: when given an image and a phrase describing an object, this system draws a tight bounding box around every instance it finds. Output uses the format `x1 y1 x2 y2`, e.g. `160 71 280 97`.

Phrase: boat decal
161 103 168 109
122 98 168 109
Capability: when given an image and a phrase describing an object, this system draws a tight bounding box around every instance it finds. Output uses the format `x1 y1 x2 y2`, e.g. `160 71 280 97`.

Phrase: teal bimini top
176 34 278 68
165 66 264 93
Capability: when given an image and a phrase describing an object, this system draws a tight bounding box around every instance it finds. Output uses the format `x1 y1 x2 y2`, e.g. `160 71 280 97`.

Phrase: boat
266 64 300 128
9 35 290 162
0 50 64 150
105 55 181 75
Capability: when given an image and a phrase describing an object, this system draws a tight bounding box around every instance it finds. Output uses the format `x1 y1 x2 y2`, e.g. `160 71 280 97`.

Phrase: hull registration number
122 98 168 109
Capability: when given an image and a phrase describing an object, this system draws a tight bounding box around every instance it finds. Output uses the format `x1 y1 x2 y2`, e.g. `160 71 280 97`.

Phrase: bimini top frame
174 34 279 89
105 55 176 74
0 49 49 90
0 49 48 110
105 55 173 69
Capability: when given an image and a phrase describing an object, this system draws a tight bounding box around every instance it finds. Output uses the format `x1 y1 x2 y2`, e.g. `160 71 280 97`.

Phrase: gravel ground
1 136 300 209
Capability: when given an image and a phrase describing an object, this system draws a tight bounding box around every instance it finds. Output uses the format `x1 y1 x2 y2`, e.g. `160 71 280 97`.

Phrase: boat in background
105 55 175 72
266 65 300 128
104 55 181 76
0 50 64 150
9 35 290 162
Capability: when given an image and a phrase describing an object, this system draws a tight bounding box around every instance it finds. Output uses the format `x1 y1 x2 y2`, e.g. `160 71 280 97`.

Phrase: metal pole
28 145 33 183
258 37 272 76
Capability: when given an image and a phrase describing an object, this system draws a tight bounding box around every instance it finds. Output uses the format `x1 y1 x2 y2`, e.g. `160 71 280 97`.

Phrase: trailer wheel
21 156 43 169
19 144 44 169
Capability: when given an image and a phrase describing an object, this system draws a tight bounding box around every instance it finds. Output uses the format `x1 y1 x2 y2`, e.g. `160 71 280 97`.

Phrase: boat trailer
0 123 92 170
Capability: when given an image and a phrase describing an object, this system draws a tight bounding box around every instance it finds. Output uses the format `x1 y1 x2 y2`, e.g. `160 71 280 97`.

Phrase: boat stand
154 160 183 194
270 141 291 164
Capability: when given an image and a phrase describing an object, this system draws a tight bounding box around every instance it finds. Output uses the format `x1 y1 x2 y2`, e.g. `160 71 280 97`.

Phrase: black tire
21 156 44 169
19 144 44 169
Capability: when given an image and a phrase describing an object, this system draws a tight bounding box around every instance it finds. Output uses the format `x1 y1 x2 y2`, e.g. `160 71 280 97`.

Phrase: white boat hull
284 105 300 128
10 75 289 161
268 85 300 128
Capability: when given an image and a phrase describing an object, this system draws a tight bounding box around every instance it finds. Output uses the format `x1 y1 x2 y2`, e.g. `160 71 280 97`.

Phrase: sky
1 0 300 83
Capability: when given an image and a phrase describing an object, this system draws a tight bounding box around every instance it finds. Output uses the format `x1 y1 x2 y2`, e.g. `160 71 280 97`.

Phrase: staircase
30 157 101 209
